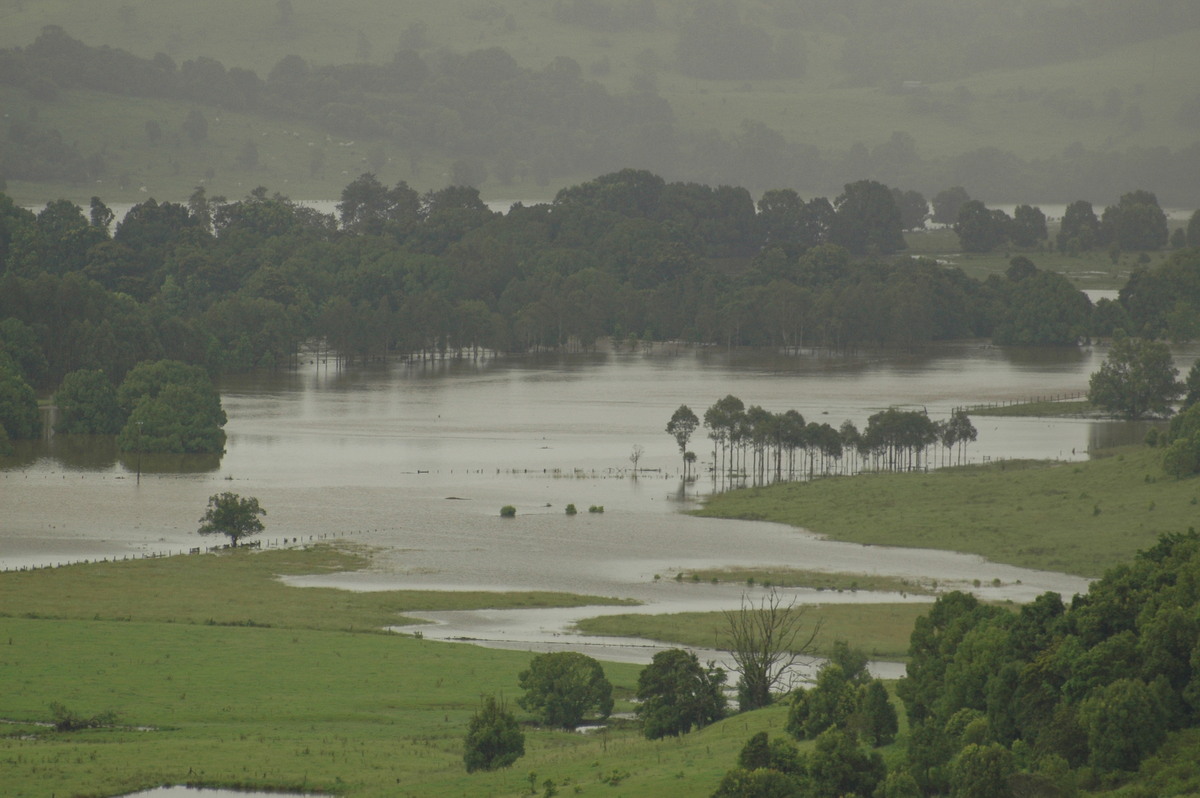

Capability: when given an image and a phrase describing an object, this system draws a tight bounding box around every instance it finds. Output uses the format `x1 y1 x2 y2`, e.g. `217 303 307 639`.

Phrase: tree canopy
197 492 267 547
636 648 726 739
1087 333 1180 419
517 651 613 729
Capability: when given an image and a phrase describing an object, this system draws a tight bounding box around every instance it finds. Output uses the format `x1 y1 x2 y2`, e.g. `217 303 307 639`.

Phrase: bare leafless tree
722 589 822 711
629 444 645 474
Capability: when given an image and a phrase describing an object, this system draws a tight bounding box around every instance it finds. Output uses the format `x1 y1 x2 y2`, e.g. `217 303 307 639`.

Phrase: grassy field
0 544 904 797
694 445 1192 579
966 399 1097 418
574 603 928 663
902 227 1185 291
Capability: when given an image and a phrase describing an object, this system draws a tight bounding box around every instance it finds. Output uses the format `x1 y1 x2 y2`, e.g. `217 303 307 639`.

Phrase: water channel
0 341 1177 667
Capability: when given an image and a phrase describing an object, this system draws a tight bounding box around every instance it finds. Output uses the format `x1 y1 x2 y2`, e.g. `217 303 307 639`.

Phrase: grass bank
0 544 635 630
694 446 1191 579
966 399 1097 418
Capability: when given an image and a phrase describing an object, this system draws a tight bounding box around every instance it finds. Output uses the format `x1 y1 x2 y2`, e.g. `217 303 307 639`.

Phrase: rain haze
2 2 1200 796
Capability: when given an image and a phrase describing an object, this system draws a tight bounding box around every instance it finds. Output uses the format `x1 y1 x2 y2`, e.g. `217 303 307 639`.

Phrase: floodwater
0 342 1173 663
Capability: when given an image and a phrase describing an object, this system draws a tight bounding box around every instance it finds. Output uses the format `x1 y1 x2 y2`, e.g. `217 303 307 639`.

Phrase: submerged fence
0 529 364 574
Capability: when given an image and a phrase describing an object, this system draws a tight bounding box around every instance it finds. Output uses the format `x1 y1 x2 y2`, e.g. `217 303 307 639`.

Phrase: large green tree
829 180 905 256
54 368 123 434
517 651 613 729
636 648 726 739
1101 190 1169 251
0 360 42 443
1087 333 1180 419
197 492 266 547
116 359 226 453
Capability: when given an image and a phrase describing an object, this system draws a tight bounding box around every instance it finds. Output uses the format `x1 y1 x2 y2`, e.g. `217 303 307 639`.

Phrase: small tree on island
198 492 266 547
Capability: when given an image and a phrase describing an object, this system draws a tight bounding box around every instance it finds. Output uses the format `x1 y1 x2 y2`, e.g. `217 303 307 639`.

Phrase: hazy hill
2 0 1199 206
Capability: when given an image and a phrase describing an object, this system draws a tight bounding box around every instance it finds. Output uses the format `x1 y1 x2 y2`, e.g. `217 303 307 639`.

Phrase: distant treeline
1 168 1199 401
2 25 1200 203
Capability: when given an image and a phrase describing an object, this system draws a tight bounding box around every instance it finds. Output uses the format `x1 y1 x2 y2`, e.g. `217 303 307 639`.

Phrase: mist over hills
1 0 1198 205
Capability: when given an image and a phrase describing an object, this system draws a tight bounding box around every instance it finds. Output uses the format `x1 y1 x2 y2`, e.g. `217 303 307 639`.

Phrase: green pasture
966 399 1097 418
574 603 928 663
0 544 902 797
1 615 697 797
695 446 1193 578
902 227 1179 291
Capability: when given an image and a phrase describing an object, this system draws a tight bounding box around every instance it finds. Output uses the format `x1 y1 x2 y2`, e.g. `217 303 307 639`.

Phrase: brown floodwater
0 342 1172 662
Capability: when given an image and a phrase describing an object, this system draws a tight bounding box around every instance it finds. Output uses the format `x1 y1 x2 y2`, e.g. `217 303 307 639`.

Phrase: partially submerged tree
197 492 266 547
463 694 524 773
666 404 699 478
1087 332 1180 419
723 589 821 711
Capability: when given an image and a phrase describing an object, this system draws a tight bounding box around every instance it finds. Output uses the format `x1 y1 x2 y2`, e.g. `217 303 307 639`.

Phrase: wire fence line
1 529 364 574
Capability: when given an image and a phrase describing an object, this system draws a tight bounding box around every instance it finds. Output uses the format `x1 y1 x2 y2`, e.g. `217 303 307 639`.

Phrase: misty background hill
1 0 1198 206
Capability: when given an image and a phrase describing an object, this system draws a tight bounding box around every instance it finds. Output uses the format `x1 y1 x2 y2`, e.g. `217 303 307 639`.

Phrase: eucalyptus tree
745 404 776 482
666 404 700 478
704 394 745 480
947 409 978 464
839 420 861 474
779 409 806 479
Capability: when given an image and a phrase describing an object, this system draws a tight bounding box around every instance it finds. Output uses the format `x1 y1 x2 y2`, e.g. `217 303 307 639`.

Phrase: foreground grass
0 544 634 630
0 547 902 797
695 446 1192 578
2 616 754 798
575 603 928 662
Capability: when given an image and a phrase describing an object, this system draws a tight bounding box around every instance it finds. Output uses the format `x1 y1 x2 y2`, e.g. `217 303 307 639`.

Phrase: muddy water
0 343 1161 662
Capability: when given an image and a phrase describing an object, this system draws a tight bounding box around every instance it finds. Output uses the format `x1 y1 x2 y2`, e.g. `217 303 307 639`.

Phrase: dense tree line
708 531 1200 796
9 165 1187 454
890 530 1200 795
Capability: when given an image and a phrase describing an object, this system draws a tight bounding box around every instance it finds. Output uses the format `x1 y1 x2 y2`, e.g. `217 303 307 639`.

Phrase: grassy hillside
2 1 1199 205
0 544 896 797
695 446 1192 579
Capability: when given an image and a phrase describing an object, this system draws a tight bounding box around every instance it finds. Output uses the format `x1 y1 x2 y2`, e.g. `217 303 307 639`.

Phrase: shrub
500 505 516 517
565 504 577 515
463 695 524 773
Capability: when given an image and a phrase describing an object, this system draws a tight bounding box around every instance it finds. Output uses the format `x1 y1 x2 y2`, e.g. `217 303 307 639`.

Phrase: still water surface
0 343 1168 660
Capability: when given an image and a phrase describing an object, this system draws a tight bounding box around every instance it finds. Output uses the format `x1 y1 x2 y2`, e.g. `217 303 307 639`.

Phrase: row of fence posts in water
1 530 362 574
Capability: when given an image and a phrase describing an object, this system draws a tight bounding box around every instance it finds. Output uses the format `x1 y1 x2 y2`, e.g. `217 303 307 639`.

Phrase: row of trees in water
667 397 977 485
